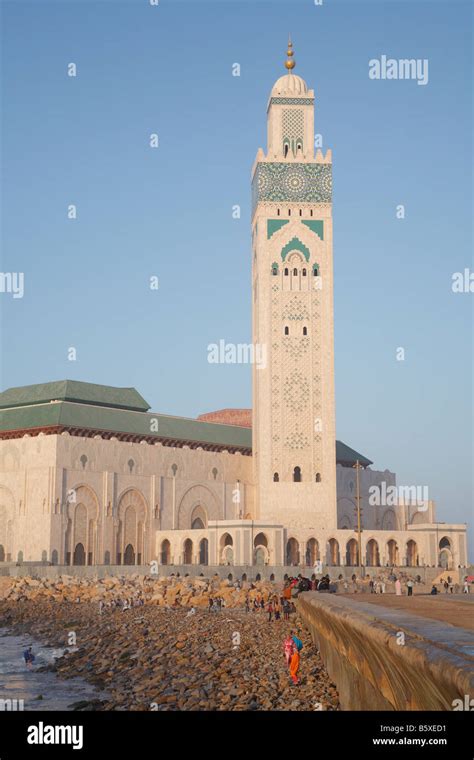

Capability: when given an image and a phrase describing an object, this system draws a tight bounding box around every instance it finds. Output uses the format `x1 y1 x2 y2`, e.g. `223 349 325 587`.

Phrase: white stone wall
0 434 468 569
0 433 254 565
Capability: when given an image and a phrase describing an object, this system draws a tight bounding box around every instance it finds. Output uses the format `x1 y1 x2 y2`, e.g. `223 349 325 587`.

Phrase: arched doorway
438 537 452 568
406 540 418 566
183 538 193 564
286 538 299 566
65 486 99 567
73 542 85 566
387 539 399 566
51 550 58 566
328 538 340 566
306 538 319 566
345 538 359 566
161 539 171 565
199 538 208 565
220 533 234 565
254 532 268 565
366 539 380 567
439 549 451 569
255 547 266 566
117 489 147 566
124 543 135 565
0 545 5 562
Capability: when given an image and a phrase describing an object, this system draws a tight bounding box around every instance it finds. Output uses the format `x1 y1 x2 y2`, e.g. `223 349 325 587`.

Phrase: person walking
289 648 300 685
463 579 470 594
267 600 274 622
407 579 414 597
395 578 402 596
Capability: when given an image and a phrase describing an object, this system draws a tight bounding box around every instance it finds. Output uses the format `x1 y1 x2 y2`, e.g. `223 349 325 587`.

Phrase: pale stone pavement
345 593 474 631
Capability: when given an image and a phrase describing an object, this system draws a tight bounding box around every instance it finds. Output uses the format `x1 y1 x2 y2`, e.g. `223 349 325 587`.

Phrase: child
284 634 294 667
23 646 35 669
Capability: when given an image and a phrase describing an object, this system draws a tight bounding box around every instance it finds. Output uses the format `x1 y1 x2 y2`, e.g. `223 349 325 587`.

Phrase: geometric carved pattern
283 371 310 412
252 162 332 214
270 98 314 106
284 429 310 450
283 336 309 359
283 296 309 321
282 108 304 140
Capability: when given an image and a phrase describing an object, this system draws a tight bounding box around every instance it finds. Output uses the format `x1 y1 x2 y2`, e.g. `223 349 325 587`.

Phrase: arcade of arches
64 486 149 566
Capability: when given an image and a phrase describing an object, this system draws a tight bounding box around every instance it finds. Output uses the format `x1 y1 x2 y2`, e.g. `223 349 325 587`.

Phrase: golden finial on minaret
285 35 295 71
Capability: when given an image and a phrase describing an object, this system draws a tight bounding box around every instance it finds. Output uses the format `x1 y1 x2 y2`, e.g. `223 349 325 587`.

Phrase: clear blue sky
1 0 472 551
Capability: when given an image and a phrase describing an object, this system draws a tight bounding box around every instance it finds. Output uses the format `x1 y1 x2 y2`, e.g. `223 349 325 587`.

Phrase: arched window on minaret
296 140 303 155
302 268 307 277
273 472 279 482
293 466 302 482
271 263 279 276
284 326 289 335
293 268 298 276
284 268 289 276
283 140 290 157
303 326 307 336
315 473 321 483
313 263 320 277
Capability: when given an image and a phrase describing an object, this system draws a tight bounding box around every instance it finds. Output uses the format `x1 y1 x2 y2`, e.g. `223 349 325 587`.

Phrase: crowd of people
98 594 145 614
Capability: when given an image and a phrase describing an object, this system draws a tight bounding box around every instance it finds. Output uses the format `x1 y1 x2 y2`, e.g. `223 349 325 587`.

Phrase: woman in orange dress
289 648 300 685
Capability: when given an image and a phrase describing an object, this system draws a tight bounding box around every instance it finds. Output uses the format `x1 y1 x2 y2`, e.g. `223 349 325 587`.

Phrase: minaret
251 40 337 532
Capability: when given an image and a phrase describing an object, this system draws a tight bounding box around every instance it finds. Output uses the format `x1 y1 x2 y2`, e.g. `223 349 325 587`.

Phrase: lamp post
353 459 363 573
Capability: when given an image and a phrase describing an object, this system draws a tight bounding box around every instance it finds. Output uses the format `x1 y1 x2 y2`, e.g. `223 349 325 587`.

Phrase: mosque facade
0 46 468 572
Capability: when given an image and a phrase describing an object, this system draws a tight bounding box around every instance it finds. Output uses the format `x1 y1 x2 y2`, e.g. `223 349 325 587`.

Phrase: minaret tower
251 40 337 531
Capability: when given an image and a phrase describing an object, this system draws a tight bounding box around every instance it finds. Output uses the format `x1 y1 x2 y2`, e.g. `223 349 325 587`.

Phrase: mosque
0 43 468 573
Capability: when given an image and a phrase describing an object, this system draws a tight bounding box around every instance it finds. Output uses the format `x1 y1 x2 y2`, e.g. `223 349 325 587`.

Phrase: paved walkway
344 592 474 632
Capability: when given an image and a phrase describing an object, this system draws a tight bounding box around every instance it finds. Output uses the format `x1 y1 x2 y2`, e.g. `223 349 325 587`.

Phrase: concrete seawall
297 592 474 711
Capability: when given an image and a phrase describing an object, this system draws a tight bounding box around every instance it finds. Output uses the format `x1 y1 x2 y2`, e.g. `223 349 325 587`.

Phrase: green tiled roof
0 401 252 450
0 380 150 412
0 380 373 464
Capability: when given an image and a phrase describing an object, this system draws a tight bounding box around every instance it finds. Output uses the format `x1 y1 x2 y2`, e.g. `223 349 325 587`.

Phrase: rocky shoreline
0 576 340 711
